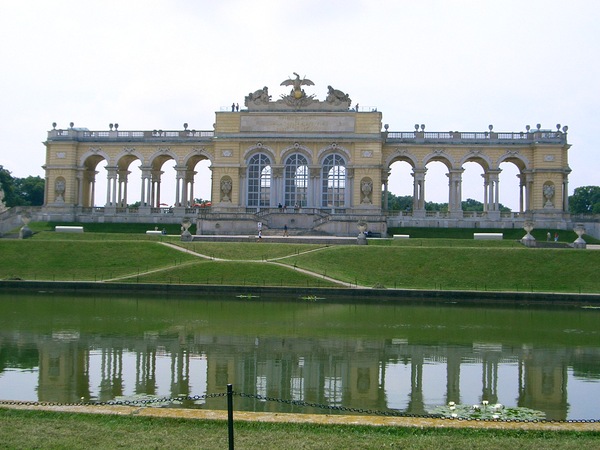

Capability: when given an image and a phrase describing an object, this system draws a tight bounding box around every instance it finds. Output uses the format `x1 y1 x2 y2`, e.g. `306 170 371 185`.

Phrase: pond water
0 292 599 420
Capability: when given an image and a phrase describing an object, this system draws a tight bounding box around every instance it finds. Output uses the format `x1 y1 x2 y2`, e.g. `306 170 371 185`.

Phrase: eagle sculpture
281 72 314 99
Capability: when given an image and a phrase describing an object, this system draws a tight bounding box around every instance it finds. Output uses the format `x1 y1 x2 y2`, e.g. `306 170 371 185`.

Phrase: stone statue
280 72 314 99
326 85 351 105
245 86 271 106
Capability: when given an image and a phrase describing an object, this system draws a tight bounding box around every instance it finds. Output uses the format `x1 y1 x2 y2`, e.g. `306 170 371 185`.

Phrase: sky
1 0 598 209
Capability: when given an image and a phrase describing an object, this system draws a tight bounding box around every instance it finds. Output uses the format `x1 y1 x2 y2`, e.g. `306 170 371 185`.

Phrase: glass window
321 154 346 207
284 153 309 207
247 153 271 207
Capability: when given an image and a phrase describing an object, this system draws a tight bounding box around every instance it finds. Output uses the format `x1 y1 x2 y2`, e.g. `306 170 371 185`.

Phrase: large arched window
284 153 309 207
322 154 346 207
247 153 272 207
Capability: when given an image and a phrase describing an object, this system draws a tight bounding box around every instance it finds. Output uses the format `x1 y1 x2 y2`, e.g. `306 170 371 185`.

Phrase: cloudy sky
1 0 598 209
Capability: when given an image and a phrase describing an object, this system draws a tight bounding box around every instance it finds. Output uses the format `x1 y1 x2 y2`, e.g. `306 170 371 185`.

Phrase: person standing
283 224 288 237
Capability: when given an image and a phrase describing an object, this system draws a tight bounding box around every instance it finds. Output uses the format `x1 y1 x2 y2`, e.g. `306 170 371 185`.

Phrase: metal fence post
227 384 234 450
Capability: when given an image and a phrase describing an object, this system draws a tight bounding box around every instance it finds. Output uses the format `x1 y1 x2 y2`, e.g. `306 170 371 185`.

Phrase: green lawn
130 260 339 287
284 245 600 293
2 225 599 293
1 408 599 450
0 240 198 281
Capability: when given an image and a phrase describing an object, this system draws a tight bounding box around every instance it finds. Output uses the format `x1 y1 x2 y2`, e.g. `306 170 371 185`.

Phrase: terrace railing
385 130 566 144
48 129 214 142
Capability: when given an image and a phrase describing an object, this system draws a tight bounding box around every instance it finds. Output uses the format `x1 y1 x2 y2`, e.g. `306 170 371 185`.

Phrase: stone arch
114 148 145 168
243 143 276 162
148 147 179 169
79 147 111 167
317 143 351 163
458 150 493 171
385 149 418 169
182 147 213 168
422 149 455 170
79 149 110 207
496 150 530 171
280 143 313 165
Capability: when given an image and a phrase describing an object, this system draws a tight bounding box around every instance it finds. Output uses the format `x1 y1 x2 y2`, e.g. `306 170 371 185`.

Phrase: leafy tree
384 193 413 211
0 166 17 207
13 176 44 206
0 166 45 207
569 186 600 214
462 198 484 211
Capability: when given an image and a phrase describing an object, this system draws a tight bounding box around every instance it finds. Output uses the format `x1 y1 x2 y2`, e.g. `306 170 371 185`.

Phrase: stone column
117 170 130 207
484 170 501 218
563 175 569 212
272 166 283 208
448 169 464 216
140 167 151 207
175 166 187 207
382 169 389 211
76 170 84 207
345 167 354 208
238 167 247 207
412 168 426 217
105 166 118 207
186 170 197 206
309 166 320 208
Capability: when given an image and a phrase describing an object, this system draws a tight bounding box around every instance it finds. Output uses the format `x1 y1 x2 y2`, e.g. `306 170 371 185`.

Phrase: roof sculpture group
245 72 351 111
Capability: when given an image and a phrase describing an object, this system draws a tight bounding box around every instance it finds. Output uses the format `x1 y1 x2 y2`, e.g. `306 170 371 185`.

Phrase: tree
384 193 413 211
13 176 45 206
0 166 17 207
569 186 600 214
0 166 45 207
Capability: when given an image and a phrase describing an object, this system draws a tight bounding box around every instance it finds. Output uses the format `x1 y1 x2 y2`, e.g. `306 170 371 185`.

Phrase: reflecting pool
1 292 599 420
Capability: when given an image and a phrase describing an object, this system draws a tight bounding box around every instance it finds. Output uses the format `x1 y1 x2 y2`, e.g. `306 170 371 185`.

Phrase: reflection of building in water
4 331 598 419
518 347 569 421
37 335 90 403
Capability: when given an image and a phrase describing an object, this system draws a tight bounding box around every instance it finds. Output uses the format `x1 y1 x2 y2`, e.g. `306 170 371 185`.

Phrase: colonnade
79 165 199 208
382 165 533 215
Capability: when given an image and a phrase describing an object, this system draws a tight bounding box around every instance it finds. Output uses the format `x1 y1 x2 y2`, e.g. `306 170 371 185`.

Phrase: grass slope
1 409 599 450
286 245 600 293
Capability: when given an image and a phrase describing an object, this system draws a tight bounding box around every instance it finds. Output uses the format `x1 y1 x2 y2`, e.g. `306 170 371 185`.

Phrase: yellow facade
42 79 571 235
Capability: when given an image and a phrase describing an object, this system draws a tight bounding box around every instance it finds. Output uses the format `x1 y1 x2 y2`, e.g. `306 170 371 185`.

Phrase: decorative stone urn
180 218 193 242
357 221 368 245
573 224 587 249
521 221 536 247
19 214 33 239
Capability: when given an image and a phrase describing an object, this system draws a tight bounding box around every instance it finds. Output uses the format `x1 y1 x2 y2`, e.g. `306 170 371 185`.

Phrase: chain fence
1 391 598 424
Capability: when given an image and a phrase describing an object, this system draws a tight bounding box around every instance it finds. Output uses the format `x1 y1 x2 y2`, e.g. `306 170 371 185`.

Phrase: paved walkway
159 241 358 288
2 403 599 431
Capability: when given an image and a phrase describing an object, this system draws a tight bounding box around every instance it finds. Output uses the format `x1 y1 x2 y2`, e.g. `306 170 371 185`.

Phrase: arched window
247 153 271 207
284 153 309 207
322 154 346 207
